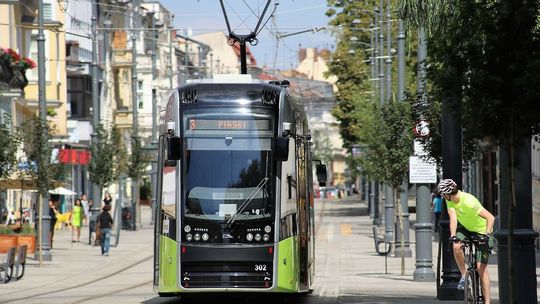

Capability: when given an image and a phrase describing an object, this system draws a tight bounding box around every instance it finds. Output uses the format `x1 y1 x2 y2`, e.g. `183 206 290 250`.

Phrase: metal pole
378 0 384 107
184 38 189 82
496 138 539 303
385 0 392 102
240 40 247 74
413 28 435 281
394 19 412 258
90 0 100 212
210 53 214 77
36 0 52 262
383 0 394 245
131 30 138 230
371 7 380 226
150 13 158 226
169 16 174 90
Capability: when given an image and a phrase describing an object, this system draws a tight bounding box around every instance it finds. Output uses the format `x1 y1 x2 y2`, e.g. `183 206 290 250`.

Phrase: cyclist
437 179 495 304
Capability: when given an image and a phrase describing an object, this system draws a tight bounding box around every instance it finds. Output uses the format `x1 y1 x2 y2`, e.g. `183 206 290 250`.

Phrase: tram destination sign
189 119 270 130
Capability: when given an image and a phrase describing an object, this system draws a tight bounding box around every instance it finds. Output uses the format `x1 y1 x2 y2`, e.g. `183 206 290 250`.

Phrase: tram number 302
254 264 267 271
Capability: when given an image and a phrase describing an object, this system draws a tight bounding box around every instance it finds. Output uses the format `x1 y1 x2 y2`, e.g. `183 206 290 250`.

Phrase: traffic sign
413 120 430 137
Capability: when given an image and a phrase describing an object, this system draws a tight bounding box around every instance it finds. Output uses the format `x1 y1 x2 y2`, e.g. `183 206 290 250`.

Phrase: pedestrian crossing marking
340 224 352 235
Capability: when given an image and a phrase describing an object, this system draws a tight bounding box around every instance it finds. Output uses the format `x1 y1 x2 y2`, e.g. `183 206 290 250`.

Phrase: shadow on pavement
143 293 312 304
143 292 458 304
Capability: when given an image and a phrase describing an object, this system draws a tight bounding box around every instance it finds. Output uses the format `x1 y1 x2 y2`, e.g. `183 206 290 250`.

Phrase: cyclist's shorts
456 226 494 264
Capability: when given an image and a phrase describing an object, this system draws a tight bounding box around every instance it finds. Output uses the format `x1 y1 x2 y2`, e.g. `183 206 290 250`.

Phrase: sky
158 0 336 70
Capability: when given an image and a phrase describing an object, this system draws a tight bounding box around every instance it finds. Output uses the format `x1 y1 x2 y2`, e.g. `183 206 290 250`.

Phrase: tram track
0 254 153 304
74 279 153 304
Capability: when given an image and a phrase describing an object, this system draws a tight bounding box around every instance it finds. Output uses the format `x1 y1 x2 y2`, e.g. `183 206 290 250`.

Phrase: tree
128 136 148 181
398 1 540 302
17 116 58 196
89 124 115 190
312 129 333 166
88 123 127 203
0 114 20 183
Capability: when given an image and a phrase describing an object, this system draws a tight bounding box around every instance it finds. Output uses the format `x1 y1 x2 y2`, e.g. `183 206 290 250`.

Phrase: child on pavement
97 205 113 256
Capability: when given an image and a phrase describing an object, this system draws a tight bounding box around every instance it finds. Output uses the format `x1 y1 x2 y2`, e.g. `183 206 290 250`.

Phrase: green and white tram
153 75 327 296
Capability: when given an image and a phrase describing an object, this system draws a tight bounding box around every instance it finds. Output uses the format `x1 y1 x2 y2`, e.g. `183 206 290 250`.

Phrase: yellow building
0 0 68 218
0 0 67 137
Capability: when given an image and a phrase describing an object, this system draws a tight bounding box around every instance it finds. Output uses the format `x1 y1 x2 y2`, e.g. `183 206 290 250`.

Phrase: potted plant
12 224 36 255
0 47 35 88
0 225 17 253
0 224 36 255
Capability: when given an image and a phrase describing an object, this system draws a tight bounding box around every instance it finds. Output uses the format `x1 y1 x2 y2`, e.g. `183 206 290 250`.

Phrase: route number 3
255 264 267 271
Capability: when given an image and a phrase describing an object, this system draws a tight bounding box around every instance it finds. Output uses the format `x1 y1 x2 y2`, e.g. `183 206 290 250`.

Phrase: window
67 76 91 119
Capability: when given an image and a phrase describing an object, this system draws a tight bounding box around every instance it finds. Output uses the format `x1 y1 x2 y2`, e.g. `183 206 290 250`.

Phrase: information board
409 156 437 183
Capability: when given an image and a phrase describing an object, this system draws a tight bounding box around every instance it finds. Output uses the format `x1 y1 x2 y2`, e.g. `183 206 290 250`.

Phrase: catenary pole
150 11 158 226
131 26 139 230
394 19 412 258
383 0 394 246
413 28 435 282
90 0 100 206
36 0 52 262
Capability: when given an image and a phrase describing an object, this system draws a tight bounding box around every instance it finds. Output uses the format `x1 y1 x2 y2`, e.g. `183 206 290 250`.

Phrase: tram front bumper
180 244 274 289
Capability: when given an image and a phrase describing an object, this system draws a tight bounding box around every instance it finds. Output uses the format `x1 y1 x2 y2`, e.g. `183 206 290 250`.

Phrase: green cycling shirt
446 191 487 234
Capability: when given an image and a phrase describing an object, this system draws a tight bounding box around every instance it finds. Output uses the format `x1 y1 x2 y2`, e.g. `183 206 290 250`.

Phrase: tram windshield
182 108 274 222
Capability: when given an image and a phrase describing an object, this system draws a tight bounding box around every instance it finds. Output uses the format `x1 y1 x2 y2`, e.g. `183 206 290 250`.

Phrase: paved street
1 198 537 303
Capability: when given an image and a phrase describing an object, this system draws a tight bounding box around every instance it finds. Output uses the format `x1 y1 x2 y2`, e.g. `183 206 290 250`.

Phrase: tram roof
177 75 291 106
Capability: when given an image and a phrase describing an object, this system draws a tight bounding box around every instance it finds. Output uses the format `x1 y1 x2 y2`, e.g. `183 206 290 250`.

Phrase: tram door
296 137 309 290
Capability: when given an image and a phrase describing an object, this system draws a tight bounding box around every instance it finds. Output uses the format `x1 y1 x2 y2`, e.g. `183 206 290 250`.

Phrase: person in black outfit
103 192 112 207
48 200 58 249
97 205 113 256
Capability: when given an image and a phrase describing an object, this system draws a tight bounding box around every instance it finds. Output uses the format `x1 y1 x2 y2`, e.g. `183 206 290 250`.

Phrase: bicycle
450 234 487 304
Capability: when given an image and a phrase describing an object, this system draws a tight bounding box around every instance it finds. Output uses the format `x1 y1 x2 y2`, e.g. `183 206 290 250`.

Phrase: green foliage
359 101 414 186
12 224 35 235
403 0 540 162
312 129 333 165
128 136 149 179
0 114 20 182
17 116 55 196
111 126 128 178
0 225 14 235
89 124 117 188
325 0 420 186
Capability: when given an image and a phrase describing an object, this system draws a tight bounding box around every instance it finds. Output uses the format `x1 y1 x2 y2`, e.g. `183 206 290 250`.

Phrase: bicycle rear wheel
464 269 478 304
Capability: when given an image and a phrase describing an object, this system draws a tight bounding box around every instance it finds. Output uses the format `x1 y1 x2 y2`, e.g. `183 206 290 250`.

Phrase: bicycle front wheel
464 269 478 304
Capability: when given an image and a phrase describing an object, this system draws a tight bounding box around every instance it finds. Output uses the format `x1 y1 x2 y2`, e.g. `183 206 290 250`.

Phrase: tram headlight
255 233 262 241
263 234 270 242
184 225 191 233
194 233 201 241
202 233 209 241
246 233 254 241
186 234 193 241
264 225 272 233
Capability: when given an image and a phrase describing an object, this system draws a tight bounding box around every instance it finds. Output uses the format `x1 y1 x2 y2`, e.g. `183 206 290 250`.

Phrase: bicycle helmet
437 179 458 195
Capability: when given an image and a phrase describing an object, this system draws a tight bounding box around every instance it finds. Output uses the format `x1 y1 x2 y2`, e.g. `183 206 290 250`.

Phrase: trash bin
88 207 100 245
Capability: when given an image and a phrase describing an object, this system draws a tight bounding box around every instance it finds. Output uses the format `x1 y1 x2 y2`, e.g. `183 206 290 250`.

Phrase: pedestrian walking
80 194 89 224
48 200 58 248
103 192 112 207
71 199 84 242
432 191 443 232
97 205 113 256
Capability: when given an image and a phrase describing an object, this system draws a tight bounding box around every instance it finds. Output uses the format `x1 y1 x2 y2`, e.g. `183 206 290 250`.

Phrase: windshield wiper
226 177 269 228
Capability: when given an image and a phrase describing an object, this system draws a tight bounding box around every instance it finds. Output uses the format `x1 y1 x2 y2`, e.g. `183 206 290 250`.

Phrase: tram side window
161 144 176 218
